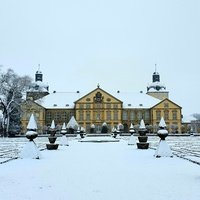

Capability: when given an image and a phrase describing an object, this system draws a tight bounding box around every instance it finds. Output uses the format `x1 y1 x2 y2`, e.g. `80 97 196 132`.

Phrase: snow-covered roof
115 91 160 108
38 91 81 109
28 81 49 92
182 115 196 123
36 89 160 109
147 81 167 92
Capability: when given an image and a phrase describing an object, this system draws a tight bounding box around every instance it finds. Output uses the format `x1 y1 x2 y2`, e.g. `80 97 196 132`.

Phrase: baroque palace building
20 70 182 134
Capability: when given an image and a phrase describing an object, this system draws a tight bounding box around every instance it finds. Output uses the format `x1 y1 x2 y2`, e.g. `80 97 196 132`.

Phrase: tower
147 67 169 100
26 65 49 100
35 70 43 82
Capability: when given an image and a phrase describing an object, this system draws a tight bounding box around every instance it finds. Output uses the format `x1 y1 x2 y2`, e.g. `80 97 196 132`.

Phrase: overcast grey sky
0 0 200 117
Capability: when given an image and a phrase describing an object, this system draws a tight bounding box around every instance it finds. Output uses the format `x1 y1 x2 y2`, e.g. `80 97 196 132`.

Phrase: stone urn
137 119 149 149
26 130 38 141
46 120 59 150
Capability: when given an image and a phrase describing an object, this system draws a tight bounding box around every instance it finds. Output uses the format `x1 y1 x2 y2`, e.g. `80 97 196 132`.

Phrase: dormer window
53 104 57 107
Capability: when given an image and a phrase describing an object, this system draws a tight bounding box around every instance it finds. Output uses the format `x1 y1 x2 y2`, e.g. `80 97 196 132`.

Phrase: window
86 111 90 121
55 112 61 121
107 111 111 121
95 103 102 109
130 111 135 120
137 111 142 120
145 111 150 120
62 112 67 121
79 111 84 121
46 112 52 121
172 111 177 120
114 111 118 120
107 104 111 109
156 111 161 120
79 104 84 109
164 111 169 120
113 104 118 109
123 111 128 120
86 104 90 109
96 112 101 120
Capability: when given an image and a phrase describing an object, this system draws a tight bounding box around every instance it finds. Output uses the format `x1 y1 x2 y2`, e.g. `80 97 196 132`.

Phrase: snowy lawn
0 138 200 200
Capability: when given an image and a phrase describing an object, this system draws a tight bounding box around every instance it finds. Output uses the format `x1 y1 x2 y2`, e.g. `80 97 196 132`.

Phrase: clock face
95 92 102 103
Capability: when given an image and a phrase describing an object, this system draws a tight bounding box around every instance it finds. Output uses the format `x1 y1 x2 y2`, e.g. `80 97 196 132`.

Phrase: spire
38 64 40 71
153 64 160 82
35 64 43 82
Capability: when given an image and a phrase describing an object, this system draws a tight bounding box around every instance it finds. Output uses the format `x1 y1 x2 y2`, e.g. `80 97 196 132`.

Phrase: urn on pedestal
137 119 149 149
155 117 173 158
46 120 59 150
20 113 41 159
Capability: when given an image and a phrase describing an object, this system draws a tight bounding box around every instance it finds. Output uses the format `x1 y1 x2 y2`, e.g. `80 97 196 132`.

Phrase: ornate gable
75 87 122 106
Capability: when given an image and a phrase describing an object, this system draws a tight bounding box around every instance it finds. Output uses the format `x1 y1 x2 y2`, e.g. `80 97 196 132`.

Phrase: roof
152 98 182 109
38 91 81 109
115 91 160 109
28 81 49 92
147 81 167 92
36 89 161 109
182 115 196 123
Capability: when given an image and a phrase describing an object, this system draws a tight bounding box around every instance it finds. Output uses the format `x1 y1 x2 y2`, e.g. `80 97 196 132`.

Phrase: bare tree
0 68 32 136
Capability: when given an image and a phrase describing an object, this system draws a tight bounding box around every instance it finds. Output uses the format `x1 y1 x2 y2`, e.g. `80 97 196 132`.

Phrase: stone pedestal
155 129 173 158
46 130 59 150
137 129 149 149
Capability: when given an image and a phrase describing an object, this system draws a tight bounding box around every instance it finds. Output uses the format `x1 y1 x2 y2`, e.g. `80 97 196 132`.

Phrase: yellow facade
75 88 123 132
21 100 46 134
21 88 182 134
151 99 182 133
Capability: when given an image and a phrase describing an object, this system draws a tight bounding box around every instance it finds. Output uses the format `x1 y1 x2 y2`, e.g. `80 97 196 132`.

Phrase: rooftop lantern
46 120 59 150
20 113 41 159
137 119 149 149
154 117 173 158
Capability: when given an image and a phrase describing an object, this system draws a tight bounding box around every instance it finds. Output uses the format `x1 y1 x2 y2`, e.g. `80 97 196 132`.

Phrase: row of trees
0 67 32 136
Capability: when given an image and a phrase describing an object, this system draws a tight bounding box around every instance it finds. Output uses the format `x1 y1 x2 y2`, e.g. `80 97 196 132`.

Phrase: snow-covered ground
0 135 200 200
